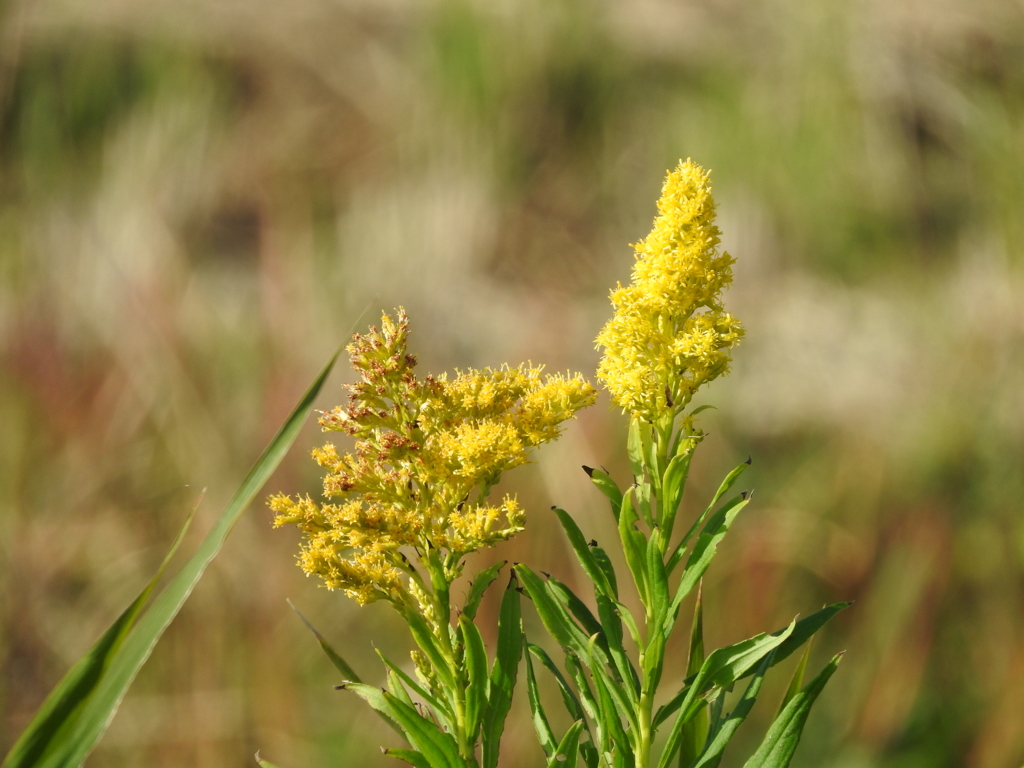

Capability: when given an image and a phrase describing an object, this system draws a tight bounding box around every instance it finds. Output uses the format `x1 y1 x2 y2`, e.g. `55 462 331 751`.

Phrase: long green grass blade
30 349 339 768
1 499 198 768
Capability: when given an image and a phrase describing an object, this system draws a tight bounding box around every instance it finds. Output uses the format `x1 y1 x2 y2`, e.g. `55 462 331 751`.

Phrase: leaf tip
582 465 595 477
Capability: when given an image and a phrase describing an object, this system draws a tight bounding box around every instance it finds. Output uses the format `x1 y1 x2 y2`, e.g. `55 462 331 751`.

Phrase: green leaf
547 721 585 768
529 643 600 767
20 349 339 768
668 460 750 573
526 643 559 756
515 565 578 648
590 546 619 599
658 603 850 731
597 595 639 696
376 650 455 727
646 526 670 628
2 499 197 768
553 507 616 600
705 459 751 518
461 616 489 739
589 649 640 742
656 622 796 768
627 417 649 481
777 638 812 718
591 666 635 760
288 599 362 683
528 645 588 725
383 749 433 768
545 577 610 662
343 684 460 768
741 653 844 768
584 467 624 521
618 489 649 605
405 611 457 691
255 752 283 768
678 585 708 768
667 496 750 628
751 603 850 673
690 653 773 768
660 451 693 538
463 560 506 621
482 573 523 768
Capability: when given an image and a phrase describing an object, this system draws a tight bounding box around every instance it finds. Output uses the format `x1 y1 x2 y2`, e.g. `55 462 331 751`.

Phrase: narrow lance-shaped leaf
657 603 850 729
553 507 617 600
583 466 624 521
678 583 708 768
30 349 340 768
618 489 649 605
528 645 590 725
383 749 433 768
776 637 812 718
667 495 750 630
749 603 850 674
657 622 796 768
287 599 362 683
741 653 844 768
659 450 692 539
690 653 774 768
376 649 455 728
515 565 579 649
546 721 585 768
668 459 750 573
627 417 648 481
463 560 506 621
343 684 460 768
460 616 489 740
255 753 283 768
525 642 559 757
482 573 523 768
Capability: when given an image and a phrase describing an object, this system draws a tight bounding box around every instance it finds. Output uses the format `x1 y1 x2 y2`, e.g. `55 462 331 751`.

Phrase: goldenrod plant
515 161 848 768
270 310 597 768
0 161 845 768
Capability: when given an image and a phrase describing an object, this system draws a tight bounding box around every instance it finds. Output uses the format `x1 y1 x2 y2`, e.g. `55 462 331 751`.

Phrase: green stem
423 552 477 767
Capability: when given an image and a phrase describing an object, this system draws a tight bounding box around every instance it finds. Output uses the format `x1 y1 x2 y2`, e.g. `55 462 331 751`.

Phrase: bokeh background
2 0 1024 765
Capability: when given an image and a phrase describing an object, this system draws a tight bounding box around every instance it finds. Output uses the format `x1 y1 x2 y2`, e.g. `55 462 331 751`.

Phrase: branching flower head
270 310 596 606
596 160 743 421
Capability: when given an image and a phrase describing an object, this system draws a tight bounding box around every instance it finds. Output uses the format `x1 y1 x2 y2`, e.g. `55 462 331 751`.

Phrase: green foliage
519 417 847 768
1 350 340 768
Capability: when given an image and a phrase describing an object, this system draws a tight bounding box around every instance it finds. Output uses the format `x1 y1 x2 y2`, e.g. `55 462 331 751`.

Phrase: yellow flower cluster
595 160 743 420
270 310 596 605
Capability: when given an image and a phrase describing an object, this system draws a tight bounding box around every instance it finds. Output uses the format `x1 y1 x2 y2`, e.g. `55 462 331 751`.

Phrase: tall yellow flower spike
596 160 743 421
270 310 596 606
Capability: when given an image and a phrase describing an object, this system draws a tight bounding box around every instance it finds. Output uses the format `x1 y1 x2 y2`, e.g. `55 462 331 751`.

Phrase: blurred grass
1 0 1023 766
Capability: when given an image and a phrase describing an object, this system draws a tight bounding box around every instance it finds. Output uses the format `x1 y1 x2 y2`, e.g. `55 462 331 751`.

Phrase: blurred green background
2 0 1023 765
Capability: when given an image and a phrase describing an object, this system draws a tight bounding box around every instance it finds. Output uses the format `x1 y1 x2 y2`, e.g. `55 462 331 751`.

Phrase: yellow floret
596 159 743 419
